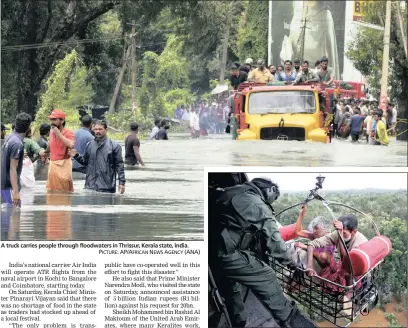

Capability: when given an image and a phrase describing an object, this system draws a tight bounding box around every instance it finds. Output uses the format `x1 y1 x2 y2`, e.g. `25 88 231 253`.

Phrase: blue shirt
350 115 365 134
276 71 297 82
1 132 24 190
72 127 94 169
371 120 377 133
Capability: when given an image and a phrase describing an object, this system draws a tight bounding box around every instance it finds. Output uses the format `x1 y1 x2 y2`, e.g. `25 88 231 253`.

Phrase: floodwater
1 132 407 241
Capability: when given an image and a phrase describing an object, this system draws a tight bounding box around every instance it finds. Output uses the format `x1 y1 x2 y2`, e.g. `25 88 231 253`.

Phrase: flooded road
1 132 407 241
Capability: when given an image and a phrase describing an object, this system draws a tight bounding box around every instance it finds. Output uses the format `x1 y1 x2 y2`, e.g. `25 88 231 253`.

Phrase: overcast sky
246 173 407 191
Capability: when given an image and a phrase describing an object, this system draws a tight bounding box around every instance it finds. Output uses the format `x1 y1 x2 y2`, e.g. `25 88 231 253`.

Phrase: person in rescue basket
212 177 317 328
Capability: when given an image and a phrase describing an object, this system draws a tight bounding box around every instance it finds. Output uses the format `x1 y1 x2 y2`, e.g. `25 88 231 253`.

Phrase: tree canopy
1 0 406 134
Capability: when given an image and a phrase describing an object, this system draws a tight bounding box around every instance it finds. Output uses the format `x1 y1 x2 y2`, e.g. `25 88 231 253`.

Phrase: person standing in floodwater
1 123 10 147
72 115 94 174
37 124 51 149
1 113 32 208
190 109 200 138
45 109 75 193
35 123 51 177
69 120 125 194
125 123 145 167
157 119 170 140
149 119 161 140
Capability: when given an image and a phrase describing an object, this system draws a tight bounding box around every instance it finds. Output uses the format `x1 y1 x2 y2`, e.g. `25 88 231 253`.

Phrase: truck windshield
248 91 316 114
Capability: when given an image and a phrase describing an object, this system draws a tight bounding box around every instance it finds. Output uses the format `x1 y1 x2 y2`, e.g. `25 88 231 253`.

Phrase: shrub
105 108 154 132
384 313 402 327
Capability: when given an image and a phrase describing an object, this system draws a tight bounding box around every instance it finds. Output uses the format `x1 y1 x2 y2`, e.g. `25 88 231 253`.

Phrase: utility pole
298 3 308 62
219 8 231 85
267 0 273 65
395 1 408 60
131 20 137 112
109 45 131 115
300 18 307 62
379 0 392 111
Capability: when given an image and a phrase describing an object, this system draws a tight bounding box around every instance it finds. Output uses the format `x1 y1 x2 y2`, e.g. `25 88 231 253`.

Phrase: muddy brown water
1 133 407 241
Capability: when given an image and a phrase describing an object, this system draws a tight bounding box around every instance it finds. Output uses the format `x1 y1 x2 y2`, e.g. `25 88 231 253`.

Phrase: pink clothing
320 259 362 294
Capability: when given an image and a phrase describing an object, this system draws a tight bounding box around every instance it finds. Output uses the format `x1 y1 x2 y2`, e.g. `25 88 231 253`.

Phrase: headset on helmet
251 177 280 204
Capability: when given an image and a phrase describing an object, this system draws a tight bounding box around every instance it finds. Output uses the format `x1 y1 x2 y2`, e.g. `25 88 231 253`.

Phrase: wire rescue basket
270 256 380 327
271 175 386 327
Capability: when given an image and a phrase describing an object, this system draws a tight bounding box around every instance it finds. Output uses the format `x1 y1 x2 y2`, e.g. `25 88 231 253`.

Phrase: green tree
164 89 197 116
234 1 269 63
377 218 407 303
1 0 119 119
34 50 80 130
157 35 190 90
138 51 159 117
82 10 124 107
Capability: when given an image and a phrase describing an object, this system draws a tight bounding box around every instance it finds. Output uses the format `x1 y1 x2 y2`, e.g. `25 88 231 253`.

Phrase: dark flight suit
215 182 295 325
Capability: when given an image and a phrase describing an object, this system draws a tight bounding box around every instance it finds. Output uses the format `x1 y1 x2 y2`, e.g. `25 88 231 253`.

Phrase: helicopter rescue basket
270 256 381 328
272 182 391 328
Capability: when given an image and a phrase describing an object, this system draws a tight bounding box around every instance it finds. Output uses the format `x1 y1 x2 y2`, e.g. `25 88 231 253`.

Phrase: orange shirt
49 128 75 161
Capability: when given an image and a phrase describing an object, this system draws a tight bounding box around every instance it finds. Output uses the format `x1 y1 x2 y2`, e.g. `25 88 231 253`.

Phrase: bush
163 88 196 116
384 313 402 327
105 108 154 132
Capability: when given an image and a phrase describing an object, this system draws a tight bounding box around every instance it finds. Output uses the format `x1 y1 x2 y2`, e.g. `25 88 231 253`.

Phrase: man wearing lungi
45 109 75 192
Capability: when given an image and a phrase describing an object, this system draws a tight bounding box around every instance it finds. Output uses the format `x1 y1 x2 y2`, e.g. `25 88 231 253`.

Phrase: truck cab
232 82 334 143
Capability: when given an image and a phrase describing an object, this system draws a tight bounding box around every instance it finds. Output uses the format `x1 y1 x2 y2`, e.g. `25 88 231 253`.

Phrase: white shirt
149 126 159 140
392 107 397 123
223 106 230 121
360 105 368 116
190 112 200 131
181 111 190 121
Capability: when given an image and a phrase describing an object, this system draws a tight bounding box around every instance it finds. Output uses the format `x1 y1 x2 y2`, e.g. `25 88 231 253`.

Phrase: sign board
353 0 374 22
353 1 364 21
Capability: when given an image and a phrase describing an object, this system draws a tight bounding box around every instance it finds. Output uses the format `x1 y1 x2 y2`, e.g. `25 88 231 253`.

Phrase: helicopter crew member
213 177 317 328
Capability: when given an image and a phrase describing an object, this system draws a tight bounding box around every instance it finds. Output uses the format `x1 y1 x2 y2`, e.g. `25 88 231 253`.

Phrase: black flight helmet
251 177 280 204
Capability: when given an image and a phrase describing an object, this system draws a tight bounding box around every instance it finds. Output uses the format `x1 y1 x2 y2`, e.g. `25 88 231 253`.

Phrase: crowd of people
0 109 153 209
0 98 236 209
172 101 230 138
230 56 335 89
333 97 397 145
229 55 399 146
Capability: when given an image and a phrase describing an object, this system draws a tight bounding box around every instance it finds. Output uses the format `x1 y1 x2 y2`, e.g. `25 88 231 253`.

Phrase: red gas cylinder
347 235 392 276
279 224 298 242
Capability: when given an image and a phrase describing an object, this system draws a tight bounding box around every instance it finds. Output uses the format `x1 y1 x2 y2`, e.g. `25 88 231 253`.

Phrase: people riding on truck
294 59 301 74
269 65 277 77
317 56 335 87
240 58 253 74
248 59 274 83
276 60 297 84
293 61 320 85
230 65 248 90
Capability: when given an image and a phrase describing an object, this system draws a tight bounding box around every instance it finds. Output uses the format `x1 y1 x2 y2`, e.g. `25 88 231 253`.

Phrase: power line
2 37 168 53
1 36 128 52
